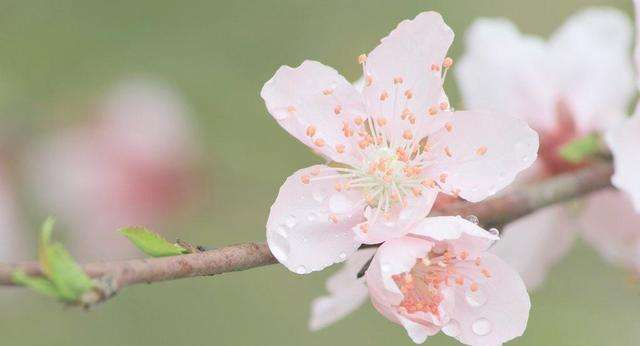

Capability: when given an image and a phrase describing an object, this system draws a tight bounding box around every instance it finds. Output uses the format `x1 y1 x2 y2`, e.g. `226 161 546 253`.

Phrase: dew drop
295 265 307 274
398 208 413 221
471 318 491 336
268 231 290 262
465 288 488 307
465 215 479 225
442 321 460 337
284 215 297 228
312 188 326 202
329 193 352 214
277 226 288 238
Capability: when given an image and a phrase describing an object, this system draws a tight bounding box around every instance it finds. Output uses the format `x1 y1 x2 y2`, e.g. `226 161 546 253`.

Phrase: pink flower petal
261 60 366 165
410 216 498 254
606 112 640 212
450 253 530 346
550 8 634 133
266 165 364 274
355 189 438 244
580 188 640 270
456 18 558 133
309 248 376 331
363 11 454 145
424 111 539 202
491 204 576 290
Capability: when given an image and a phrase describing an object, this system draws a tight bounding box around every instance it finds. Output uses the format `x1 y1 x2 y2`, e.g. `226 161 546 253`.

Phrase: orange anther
403 130 413 140
358 54 367 64
430 64 441 72
439 102 449 110
329 214 339 224
444 146 452 157
445 122 453 132
334 105 342 115
306 125 317 137
314 138 325 147
443 57 454 68
428 105 439 116
476 146 488 156
380 91 389 101
404 89 413 99
393 76 404 84
422 179 436 188
322 89 334 96
301 175 310 184
439 173 448 184
377 117 388 127
366 75 373 86
335 144 345 153
470 282 479 292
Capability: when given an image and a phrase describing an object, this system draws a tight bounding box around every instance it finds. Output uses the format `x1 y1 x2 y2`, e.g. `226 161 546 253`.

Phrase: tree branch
0 162 613 305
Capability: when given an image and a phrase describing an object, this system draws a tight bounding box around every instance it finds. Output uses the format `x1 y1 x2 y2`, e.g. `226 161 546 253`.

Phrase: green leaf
36 218 93 302
119 227 187 257
44 243 93 301
558 134 601 164
11 270 60 299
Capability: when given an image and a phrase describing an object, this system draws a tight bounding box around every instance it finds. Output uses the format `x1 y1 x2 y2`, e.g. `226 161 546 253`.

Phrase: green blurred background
1 0 639 345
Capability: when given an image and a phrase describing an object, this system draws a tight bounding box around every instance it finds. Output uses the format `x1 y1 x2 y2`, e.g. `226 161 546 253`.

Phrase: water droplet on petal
277 226 288 238
465 215 479 225
465 288 488 307
284 215 297 228
442 321 460 337
329 193 352 214
398 208 413 221
472 318 491 336
296 265 307 274
268 231 290 262
312 188 326 202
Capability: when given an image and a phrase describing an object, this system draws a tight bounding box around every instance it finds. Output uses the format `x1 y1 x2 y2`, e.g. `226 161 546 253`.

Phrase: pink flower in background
0 166 26 262
606 0 640 213
580 189 640 271
262 11 538 274
607 115 640 212
366 217 529 345
456 8 637 289
26 79 197 261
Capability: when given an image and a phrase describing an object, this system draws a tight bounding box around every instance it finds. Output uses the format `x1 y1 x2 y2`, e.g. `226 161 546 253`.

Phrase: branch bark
0 162 613 305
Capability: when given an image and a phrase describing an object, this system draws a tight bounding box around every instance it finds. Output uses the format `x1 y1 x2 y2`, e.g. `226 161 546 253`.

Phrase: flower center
392 245 491 316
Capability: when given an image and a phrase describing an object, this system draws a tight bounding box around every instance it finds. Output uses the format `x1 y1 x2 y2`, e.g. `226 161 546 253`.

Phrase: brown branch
0 162 613 305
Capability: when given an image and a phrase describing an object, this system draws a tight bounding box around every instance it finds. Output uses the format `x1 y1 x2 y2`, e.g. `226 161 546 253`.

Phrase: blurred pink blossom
0 166 26 261
26 79 197 261
262 11 538 274
456 8 639 289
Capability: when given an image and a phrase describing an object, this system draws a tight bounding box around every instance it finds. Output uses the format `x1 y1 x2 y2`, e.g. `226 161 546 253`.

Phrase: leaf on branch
44 243 93 301
12 270 61 299
14 218 94 302
119 227 188 257
558 134 601 164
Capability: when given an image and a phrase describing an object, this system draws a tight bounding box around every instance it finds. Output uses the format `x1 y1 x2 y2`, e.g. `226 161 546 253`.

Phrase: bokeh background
1 0 639 345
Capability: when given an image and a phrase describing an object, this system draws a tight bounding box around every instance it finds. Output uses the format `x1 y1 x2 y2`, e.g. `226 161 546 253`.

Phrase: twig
0 162 613 305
